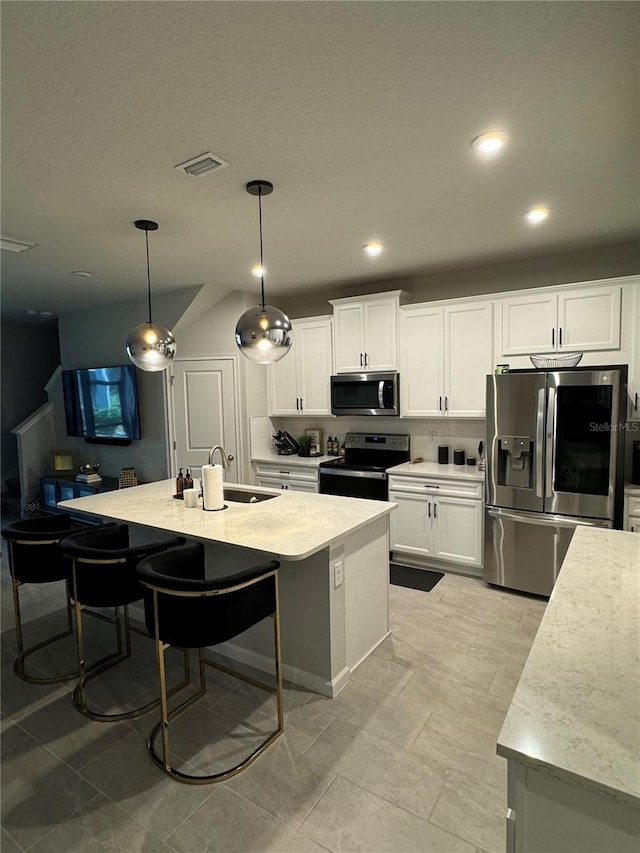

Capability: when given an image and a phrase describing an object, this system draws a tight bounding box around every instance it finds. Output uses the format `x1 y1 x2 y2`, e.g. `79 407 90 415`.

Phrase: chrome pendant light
126 220 176 372
235 180 292 364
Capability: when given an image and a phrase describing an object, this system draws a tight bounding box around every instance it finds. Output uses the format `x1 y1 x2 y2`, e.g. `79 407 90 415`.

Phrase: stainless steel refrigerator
484 367 627 596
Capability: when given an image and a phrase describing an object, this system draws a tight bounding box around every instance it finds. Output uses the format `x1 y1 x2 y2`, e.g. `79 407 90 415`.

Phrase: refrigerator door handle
545 386 556 498
535 387 545 498
487 508 609 530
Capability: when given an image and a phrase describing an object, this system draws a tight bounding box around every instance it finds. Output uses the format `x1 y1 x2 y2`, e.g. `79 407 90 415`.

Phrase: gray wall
1 321 61 491
56 286 199 484
277 240 640 318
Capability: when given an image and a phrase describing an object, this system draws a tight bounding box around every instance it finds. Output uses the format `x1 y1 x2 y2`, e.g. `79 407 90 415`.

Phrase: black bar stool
136 541 283 785
60 524 186 721
2 514 80 684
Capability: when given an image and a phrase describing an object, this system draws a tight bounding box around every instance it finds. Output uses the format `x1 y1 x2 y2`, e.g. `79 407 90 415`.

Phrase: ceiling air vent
174 152 230 177
1 233 38 253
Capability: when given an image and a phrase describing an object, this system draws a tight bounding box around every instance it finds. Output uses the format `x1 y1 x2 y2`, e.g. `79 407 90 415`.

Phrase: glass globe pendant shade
235 305 292 364
126 322 176 372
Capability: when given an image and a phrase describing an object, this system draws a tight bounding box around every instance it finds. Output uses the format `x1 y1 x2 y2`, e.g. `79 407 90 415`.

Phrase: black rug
390 563 444 592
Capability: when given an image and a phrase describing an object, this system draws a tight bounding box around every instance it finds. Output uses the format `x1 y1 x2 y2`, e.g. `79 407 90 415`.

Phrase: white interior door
170 358 239 483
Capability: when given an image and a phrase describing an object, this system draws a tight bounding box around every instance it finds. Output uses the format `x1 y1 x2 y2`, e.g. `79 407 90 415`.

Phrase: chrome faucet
208 444 234 468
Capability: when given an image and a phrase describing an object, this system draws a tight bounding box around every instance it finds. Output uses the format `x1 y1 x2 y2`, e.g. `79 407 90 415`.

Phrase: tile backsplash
266 415 486 462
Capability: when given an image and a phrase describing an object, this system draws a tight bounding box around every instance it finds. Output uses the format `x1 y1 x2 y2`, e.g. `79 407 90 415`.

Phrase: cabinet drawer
388 475 483 500
627 496 640 516
254 463 318 483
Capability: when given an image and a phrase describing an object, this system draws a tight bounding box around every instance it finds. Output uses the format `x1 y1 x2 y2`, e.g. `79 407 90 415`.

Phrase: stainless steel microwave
331 372 399 416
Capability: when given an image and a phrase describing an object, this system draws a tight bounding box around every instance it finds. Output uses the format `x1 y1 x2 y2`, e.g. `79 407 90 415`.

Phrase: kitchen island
59 480 396 697
497 526 640 852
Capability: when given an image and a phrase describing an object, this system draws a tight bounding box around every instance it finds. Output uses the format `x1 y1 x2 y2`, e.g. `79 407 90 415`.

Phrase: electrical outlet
334 560 344 589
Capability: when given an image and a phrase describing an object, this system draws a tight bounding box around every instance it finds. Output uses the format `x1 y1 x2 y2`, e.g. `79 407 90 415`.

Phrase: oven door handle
320 468 387 480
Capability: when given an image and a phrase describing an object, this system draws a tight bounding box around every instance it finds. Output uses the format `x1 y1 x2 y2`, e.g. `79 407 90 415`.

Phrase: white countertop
497 526 640 806
59 479 395 561
387 460 485 482
252 454 334 466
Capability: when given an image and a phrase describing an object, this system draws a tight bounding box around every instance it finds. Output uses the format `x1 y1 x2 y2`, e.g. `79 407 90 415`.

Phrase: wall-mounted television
62 365 141 444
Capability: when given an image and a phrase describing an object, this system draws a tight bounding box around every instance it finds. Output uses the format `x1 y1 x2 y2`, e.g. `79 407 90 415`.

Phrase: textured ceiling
1 1 639 323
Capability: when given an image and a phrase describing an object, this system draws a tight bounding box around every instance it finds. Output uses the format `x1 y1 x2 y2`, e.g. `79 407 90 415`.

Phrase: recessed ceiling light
2 233 38 253
71 270 93 278
471 131 509 153
364 242 383 257
251 264 266 278
524 206 550 224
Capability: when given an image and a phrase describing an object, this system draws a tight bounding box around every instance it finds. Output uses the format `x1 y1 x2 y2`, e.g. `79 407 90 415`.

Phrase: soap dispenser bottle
176 468 185 497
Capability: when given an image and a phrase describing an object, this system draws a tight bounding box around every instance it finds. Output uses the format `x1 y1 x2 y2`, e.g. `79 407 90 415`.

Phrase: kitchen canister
201 464 225 510
453 449 466 466
438 446 449 465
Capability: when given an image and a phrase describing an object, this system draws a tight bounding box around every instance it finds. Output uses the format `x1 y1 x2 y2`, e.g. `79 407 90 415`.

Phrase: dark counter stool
2 514 80 684
137 541 283 785
60 524 186 721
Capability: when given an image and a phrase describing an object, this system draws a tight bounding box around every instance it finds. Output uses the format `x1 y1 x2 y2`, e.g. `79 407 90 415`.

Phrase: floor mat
389 563 444 592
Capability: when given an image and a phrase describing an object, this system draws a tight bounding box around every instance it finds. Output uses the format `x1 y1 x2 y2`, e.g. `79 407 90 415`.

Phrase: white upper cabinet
330 291 411 373
268 316 333 416
400 300 493 418
501 284 622 356
628 283 640 420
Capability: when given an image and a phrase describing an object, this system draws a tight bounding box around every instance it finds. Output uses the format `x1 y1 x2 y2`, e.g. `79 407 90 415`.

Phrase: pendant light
235 180 292 364
126 220 176 372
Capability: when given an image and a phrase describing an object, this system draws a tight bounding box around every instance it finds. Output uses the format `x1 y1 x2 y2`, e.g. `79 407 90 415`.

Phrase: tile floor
1 549 547 853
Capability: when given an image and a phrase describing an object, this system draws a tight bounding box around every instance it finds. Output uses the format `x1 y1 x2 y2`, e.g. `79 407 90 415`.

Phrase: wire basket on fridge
529 352 583 369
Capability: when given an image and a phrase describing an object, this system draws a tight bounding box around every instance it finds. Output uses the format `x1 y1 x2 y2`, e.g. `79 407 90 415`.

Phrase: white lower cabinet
253 461 319 492
389 475 483 570
624 494 640 532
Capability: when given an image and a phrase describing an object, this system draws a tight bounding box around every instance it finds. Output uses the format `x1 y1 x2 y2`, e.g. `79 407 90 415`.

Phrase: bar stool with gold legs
136 541 283 785
60 524 186 722
1 514 80 684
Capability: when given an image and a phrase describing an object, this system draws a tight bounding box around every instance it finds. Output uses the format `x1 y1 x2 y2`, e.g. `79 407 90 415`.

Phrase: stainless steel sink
223 488 279 504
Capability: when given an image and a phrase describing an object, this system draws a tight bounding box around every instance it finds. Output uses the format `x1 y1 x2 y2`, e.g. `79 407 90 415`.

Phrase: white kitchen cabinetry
628 283 640 420
268 316 333 416
330 291 411 373
500 284 622 356
254 461 319 492
389 475 483 570
624 492 640 532
399 300 493 417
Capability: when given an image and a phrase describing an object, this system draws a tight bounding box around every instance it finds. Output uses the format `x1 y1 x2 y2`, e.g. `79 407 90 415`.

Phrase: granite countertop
387 460 485 482
59 479 395 561
252 454 335 466
497 526 640 806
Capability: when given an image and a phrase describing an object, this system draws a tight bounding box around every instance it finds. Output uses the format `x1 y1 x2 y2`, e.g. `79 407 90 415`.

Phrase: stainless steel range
319 432 410 501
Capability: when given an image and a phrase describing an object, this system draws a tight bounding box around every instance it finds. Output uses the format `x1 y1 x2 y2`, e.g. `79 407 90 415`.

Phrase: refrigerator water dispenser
497 436 533 488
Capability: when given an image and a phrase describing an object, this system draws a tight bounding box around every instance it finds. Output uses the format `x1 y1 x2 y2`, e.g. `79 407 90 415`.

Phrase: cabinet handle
300 398 303 411
296 398 299 411
551 328 555 347
559 327 563 347
360 353 363 367
434 501 437 519
444 396 448 411
364 352 368 368
428 501 431 518
439 396 442 411
634 392 637 411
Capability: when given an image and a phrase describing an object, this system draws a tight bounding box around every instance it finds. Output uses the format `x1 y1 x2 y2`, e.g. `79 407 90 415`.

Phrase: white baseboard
214 639 351 698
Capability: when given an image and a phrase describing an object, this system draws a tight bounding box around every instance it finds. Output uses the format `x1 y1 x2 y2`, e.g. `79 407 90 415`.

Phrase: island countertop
58 479 395 561
497 526 640 806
